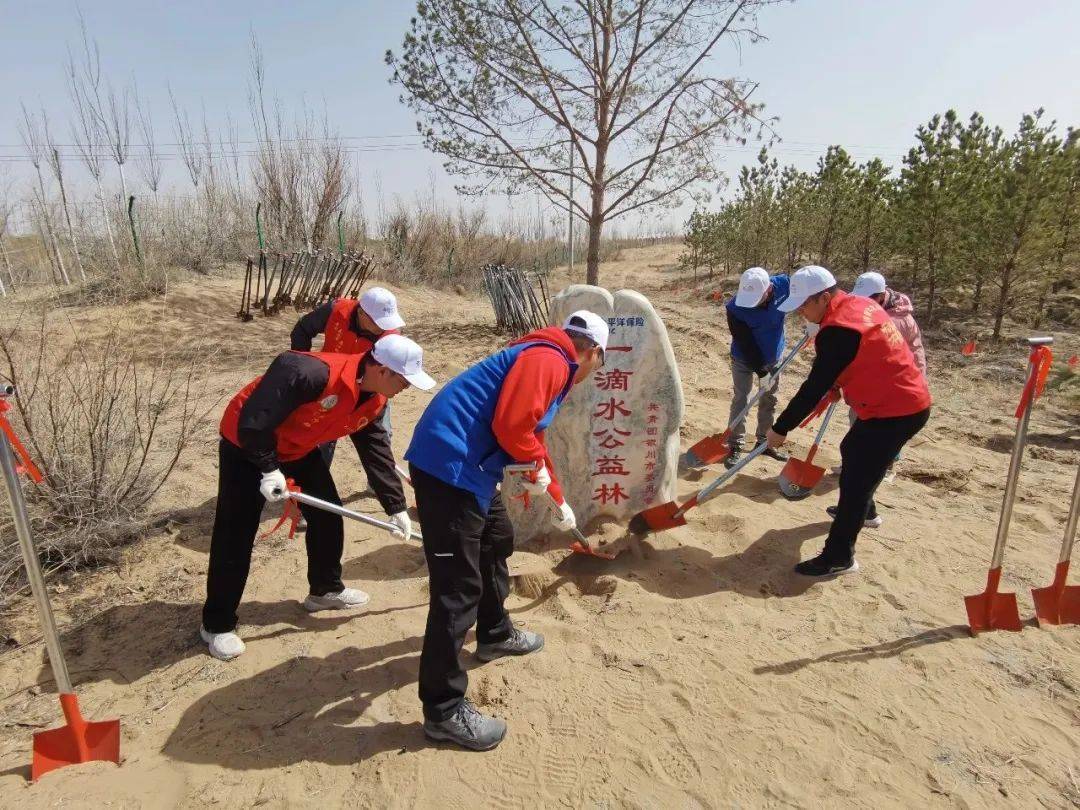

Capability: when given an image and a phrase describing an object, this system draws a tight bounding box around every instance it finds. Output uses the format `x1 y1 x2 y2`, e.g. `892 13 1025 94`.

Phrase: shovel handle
288 490 423 541
1059 465 1080 565
694 441 770 506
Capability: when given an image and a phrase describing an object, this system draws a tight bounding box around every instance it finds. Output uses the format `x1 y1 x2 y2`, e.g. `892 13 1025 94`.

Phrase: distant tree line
680 109 1079 338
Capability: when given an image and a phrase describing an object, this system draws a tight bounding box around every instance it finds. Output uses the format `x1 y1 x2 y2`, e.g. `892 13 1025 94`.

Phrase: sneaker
756 440 789 462
825 506 882 529
303 587 371 612
723 444 743 470
794 555 860 578
423 699 507 751
831 465 842 475
882 464 896 484
475 628 545 663
200 626 245 661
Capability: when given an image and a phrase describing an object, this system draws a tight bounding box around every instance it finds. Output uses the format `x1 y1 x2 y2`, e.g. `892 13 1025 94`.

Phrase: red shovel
778 400 838 500
504 464 615 559
965 338 1053 635
0 402 120 780
1032 465 1080 626
681 331 812 468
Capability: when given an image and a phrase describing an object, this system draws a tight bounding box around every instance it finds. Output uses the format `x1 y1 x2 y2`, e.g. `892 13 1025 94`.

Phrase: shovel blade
683 434 731 468
32 718 120 781
629 501 688 535
778 458 826 500
569 540 616 560
964 590 1023 635
1032 583 1080 626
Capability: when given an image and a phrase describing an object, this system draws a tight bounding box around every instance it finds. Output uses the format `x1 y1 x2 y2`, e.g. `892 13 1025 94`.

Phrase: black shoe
475 628 544 662
825 506 882 528
756 440 789 462
423 699 507 751
794 554 860 578
723 444 743 469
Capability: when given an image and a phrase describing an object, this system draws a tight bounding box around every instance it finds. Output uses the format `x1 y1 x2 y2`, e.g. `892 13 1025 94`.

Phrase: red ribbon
260 478 302 540
1014 346 1053 418
0 400 43 483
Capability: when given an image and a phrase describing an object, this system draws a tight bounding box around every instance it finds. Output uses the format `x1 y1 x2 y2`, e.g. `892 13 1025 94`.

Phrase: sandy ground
0 244 1078 808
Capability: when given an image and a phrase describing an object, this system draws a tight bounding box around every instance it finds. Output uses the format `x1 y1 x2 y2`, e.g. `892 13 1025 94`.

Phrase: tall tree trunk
117 161 128 208
96 177 121 270
33 166 69 284
971 266 984 314
925 247 937 324
53 149 86 281
992 261 1012 340
0 235 14 291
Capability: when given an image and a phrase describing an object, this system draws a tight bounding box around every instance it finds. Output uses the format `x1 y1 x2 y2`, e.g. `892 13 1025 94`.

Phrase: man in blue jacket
724 266 791 467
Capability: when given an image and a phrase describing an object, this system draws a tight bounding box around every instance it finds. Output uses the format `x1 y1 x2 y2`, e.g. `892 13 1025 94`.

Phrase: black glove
756 364 778 379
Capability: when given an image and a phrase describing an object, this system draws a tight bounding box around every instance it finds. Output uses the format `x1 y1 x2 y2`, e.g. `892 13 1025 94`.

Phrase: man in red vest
766 266 931 578
201 334 435 660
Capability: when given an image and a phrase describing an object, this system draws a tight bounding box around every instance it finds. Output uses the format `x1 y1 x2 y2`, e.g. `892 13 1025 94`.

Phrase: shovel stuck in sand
0 402 120 781
681 332 812 469
965 338 1053 635
778 401 838 500
630 442 769 534
1031 464 1080 626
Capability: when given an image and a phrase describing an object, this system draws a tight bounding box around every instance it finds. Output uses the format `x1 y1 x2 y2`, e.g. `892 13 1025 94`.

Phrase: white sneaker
200 626 245 660
882 465 896 484
303 587 370 612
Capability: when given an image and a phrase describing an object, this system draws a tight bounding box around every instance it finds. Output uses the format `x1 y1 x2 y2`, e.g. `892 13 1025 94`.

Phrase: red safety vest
324 299 399 354
819 290 932 420
220 351 387 462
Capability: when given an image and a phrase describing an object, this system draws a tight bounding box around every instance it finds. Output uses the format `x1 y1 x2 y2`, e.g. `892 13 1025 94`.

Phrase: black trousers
202 439 347 633
410 464 514 722
824 407 931 563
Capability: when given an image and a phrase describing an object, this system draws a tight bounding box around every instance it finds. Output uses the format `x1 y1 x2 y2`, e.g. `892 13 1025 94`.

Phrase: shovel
778 401 838 500
965 337 1053 635
0 421 120 781
503 464 614 559
1032 464 1080 626
286 489 424 541
682 331 812 469
630 442 769 534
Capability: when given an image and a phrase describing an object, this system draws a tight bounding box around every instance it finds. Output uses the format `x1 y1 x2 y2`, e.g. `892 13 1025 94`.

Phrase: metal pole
990 337 1053 568
0 430 72 693
288 490 422 541
568 143 574 274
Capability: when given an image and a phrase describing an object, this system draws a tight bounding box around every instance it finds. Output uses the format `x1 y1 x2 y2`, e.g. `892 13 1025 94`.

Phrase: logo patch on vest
320 395 339 410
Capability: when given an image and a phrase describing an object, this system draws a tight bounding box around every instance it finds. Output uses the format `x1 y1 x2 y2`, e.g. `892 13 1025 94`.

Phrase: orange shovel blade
628 500 688 534
684 433 731 467
963 590 1022 635
569 541 616 560
778 457 826 500
32 695 120 782
1032 562 1080 626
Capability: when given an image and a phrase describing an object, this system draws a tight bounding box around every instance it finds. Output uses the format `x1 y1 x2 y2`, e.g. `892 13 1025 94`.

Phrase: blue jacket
726 274 789 368
405 335 577 512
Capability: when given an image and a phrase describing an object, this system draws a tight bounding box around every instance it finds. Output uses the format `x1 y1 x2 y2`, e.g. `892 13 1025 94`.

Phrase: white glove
389 510 412 540
259 469 288 502
520 464 552 497
805 322 821 337
552 501 576 532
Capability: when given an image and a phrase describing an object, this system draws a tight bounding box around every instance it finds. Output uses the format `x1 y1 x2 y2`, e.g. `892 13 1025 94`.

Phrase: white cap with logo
852 271 887 299
360 287 406 331
778 265 838 313
563 310 609 357
371 334 436 390
734 266 771 307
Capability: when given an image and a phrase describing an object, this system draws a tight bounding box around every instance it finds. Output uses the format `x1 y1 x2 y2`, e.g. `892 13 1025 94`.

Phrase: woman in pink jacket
852 271 927 376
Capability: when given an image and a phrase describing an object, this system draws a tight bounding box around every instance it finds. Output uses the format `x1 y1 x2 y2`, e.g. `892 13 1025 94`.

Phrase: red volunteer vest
819 290 931 420
324 299 399 354
220 351 387 462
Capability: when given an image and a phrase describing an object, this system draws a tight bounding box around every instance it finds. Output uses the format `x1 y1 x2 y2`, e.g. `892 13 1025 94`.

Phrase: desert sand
0 243 1077 808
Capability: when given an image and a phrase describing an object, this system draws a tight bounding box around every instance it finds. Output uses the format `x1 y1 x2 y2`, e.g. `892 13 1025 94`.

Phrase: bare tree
102 80 133 205
388 0 774 283
0 168 16 293
42 110 87 281
133 83 163 196
66 18 121 269
169 86 204 189
19 103 70 285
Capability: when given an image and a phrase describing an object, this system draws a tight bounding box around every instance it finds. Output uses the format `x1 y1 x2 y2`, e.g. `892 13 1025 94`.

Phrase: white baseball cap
563 310 609 357
852 271 887 299
359 287 406 331
734 266 771 307
371 334 435 390
778 265 838 313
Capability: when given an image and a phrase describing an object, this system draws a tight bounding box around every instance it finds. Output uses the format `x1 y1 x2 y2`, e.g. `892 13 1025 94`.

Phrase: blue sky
2 1 1078 232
